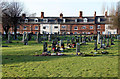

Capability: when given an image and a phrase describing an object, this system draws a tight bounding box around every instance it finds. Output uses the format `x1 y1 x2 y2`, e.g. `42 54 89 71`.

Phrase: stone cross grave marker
97 32 100 44
43 42 47 52
37 32 42 43
76 43 80 53
106 35 110 47
110 34 115 45
24 32 28 45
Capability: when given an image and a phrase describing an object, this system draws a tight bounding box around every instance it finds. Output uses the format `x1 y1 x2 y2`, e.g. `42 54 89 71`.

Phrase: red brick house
1 11 108 34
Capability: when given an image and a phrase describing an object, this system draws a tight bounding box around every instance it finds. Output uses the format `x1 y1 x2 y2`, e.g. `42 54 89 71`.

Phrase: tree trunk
14 27 17 40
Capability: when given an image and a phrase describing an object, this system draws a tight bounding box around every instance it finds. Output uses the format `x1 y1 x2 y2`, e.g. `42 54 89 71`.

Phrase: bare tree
1 1 24 39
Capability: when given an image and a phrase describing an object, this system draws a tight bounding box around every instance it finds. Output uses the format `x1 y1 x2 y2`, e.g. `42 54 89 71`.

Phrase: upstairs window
74 26 78 30
82 26 86 29
83 18 87 22
23 26 27 30
90 26 93 29
54 26 58 29
62 26 66 28
25 18 28 23
35 26 38 30
63 19 66 23
75 19 78 22
74 32 78 34
17 26 20 28
98 18 101 22
43 26 46 29
34 18 38 22
97 25 101 29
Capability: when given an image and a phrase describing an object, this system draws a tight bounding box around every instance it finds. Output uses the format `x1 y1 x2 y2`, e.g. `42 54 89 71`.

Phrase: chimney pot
41 12 44 18
79 11 82 18
60 13 63 19
94 11 96 17
105 11 107 17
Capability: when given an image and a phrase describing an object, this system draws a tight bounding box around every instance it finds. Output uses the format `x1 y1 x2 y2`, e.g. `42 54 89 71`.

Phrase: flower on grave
52 48 55 51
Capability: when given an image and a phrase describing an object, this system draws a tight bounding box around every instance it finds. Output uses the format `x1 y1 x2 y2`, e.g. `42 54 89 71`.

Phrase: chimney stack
116 12 118 16
105 11 107 17
41 12 44 18
94 11 96 17
79 11 83 18
60 13 63 19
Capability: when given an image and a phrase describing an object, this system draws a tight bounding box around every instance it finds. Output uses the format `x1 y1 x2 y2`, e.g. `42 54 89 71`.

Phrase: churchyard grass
2 39 119 77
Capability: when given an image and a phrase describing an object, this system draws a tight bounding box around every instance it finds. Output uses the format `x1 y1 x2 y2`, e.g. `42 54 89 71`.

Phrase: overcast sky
4 0 119 17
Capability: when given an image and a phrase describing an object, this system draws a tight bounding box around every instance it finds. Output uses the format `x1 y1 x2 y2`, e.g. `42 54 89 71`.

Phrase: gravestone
76 37 79 43
28 33 32 41
110 34 115 45
76 43 80 53
71 37 76 47
106 38 110 47
43 42 47 52
24 32 28 45
48 34 51 42
67 39 70 47
52 40 57 52
80 34 82 43
97 32 100 44
6 32 12 43
22 32 25 42
94 35 99 51
37 32 41 43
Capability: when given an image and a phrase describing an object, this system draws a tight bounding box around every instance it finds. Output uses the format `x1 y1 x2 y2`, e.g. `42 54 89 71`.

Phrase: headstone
76 37 79 43
37 32 41 43
94 35 99 51
103 36 106 47
80 34 82 43
52 40 56 52
67 39 70 47
6 32 12 43
106 38 110 47
24 32 28 45
48 34 51 42
97 32 100 44
22 32 25 42
100 39 103 48
76 43 80 53
43 42 47 52
110 34 115 45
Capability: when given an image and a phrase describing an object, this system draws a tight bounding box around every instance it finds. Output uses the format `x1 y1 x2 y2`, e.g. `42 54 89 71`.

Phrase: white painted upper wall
40 24 60 34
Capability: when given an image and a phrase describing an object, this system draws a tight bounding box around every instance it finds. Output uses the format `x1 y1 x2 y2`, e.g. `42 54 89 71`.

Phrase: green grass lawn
2 39 119 77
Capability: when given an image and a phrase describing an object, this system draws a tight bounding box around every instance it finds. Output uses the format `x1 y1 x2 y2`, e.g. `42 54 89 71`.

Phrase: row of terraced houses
1 11 118 35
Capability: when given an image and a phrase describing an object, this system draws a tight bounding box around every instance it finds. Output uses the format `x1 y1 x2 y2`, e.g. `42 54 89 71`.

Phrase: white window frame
63 19 66 23
97 25 101 29
25 18 28 23
54 26 58 29
82 26 86 29
35 26 38 30
62 26 66 28
74 26 78 30
98 18 101 22
90 26 93 29
34 18 38 23
83 18 87 22
75 19 77 22
74 32 78 34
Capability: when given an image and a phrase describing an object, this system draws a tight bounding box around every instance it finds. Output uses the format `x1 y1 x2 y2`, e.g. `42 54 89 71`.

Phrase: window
54 26 58 29
23 26 27 30
17 26 20 29
90 26 93 29
25 18 28 23
83 18 87 22
74 32 78 34
35 26 38 30
88 32 90 34
17 32 19 34
98 18 101 22
62 26 66 28
82 26 86 29
97 25 100 29
43 26 46 29
63 19 66 23
34 18 38 22
75 19 77 22
35 32 37 34
74 26 78 30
